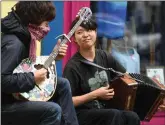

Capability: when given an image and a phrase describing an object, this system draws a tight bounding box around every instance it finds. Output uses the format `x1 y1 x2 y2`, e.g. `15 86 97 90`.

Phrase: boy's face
74 26 97 49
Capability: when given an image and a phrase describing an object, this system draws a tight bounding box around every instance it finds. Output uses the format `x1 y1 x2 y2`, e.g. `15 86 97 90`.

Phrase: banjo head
13 56 57 101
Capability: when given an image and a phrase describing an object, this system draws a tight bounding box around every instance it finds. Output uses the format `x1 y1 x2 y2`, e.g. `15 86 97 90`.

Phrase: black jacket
1 11 35 105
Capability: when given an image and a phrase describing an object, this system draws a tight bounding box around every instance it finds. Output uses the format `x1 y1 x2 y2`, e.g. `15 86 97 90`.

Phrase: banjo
13 7 92 101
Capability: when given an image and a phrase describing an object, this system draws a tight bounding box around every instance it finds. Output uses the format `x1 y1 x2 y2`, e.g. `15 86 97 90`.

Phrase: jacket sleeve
1 38 35 94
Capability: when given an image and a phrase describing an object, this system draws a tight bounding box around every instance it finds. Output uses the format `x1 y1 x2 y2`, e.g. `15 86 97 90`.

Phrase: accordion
107 73 165 121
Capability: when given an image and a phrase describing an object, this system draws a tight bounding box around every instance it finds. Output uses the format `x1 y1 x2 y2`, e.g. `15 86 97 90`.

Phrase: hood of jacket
1 11 31 44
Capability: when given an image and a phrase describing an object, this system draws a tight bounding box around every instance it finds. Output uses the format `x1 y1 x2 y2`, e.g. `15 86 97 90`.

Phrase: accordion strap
79 59 144 83
79 59 125 76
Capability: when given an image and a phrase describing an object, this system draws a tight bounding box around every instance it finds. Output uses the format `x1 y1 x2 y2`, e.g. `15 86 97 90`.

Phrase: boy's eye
77 31 83 34
45 23 49 27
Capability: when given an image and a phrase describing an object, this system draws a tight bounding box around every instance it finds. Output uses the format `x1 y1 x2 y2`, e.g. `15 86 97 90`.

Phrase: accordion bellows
107 73 165 121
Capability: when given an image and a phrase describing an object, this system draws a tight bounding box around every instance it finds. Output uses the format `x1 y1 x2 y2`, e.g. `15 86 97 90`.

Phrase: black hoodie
1 11 35 105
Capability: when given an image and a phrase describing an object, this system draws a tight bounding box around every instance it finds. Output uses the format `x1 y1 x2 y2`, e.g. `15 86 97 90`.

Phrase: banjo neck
43 18 84 69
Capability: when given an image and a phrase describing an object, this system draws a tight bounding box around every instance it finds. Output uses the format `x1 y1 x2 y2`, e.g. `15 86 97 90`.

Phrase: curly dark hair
13 1 56 25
